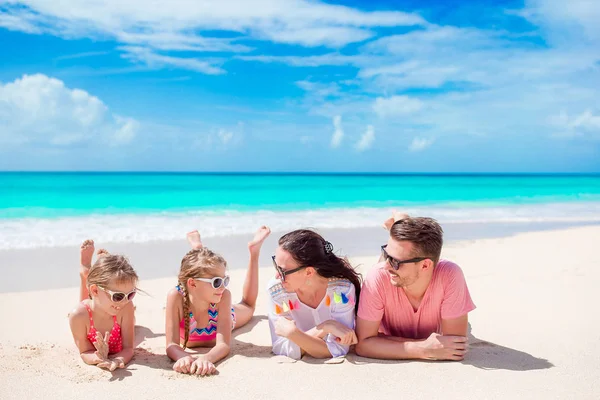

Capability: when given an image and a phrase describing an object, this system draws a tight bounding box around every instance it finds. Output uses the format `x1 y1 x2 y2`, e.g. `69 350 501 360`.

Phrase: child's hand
93 331 110 361
190 357 216 376
97 357 125 372
173 355 195 374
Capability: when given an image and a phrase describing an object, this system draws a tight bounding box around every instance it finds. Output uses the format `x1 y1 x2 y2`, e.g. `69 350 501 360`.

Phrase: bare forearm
288 329 331 359
112 347 134 364
80 350 102 365
356 336 426 360
203 343 230 364
304 323 327 339
166 343 192 362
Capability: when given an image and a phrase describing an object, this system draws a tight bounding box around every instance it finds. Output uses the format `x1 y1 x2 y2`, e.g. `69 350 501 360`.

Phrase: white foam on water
2 202 600 250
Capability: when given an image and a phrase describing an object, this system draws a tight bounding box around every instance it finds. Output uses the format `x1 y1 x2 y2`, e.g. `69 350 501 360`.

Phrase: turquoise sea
2 172 600 249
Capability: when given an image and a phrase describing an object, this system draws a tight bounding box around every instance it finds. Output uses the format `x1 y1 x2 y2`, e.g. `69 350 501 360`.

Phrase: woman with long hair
268 229 362 359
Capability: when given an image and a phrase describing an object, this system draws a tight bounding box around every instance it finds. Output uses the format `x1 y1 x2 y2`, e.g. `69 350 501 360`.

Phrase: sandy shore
1 225 599 399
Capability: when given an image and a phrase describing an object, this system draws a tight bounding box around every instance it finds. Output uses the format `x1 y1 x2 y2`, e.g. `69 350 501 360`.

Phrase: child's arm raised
106 301 135 368
68 304 105 366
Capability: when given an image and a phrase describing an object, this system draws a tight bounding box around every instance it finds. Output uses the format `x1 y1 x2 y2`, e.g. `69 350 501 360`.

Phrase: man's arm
354 317 426 359
355 317 468 361
441 314 468 337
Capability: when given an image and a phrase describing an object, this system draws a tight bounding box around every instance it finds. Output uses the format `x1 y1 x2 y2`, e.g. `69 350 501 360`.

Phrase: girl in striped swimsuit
165 226 271 376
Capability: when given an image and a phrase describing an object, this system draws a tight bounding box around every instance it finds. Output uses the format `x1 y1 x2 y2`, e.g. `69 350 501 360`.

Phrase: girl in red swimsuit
68 240 138 371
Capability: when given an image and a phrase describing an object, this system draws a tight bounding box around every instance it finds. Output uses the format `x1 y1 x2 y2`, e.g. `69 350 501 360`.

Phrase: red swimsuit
83 302 123 354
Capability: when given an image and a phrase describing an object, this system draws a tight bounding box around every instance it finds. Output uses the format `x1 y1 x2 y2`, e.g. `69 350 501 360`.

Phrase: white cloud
0 74 139 146
120 46 225 75
409 137 434 152
218 129 234 145
331 115 344 148
551 109 600 139
1 1 425 73
373 96 424 117
523 0 600 44
0 11 41 33
257 26 374 47
355 125 374 151
237 53 371 67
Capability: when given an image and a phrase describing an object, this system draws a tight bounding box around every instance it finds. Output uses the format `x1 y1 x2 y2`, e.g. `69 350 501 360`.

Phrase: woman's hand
274 317 298 338
324 320 358 345
383 210 409 231
190 356 217 376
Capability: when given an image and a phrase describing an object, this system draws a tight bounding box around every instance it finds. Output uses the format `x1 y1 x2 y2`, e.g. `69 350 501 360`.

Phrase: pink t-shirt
357 260 476 339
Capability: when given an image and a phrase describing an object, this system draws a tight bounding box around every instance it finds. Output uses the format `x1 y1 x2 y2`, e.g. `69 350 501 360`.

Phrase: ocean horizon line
2 171 600 177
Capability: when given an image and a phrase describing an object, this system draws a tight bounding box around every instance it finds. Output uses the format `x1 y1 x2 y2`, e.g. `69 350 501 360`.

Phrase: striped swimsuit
176 285 236 342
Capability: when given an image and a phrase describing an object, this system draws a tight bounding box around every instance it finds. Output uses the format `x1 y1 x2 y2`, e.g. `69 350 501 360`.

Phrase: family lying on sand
69 213 475 375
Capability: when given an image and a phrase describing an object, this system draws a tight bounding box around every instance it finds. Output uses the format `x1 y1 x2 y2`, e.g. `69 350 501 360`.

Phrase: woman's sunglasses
381 245 429 271
98 286 137 303
194 275 230 289
271 256 306 282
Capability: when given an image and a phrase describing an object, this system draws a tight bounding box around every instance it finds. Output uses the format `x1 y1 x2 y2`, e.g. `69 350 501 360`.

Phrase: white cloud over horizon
409 137 434 152
0 74 139 146
355 125 375 151
373 96 424 117
331 115 344 148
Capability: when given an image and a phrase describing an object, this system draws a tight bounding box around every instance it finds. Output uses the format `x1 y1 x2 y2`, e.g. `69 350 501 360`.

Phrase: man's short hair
389 217 444 265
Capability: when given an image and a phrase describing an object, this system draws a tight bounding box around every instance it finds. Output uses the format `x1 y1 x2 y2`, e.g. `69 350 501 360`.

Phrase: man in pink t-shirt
355 216 476 361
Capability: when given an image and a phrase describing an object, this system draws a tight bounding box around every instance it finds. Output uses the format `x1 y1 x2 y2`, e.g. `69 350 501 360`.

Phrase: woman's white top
267 277 356 360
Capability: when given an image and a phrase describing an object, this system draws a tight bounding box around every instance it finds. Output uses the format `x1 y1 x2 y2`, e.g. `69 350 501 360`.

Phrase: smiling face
178 247 229 305
273 246 311 292
383 239 425 288
90 278 137 316
186 263 228 303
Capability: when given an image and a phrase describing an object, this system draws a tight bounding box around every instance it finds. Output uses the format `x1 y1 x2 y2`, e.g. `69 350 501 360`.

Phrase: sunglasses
381 245 429 271
98 286 137 303
271 256 306 282
194 275 230 289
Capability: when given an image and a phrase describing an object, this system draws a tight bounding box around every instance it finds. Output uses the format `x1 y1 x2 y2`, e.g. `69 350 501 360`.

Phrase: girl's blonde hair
178 248 227 349
87 252 138 298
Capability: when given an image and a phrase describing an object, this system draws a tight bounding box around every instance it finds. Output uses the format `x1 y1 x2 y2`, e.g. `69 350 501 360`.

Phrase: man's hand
324 320 358 345
274 317 298 338
420 332 468 361
383 211 409 231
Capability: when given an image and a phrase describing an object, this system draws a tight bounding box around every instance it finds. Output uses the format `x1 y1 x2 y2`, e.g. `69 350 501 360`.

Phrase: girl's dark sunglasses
381 245 429 271
271 256 306 282
98 286 137 302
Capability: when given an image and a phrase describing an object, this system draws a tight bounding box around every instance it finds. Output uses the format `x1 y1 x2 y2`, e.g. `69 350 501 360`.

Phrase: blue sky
0 0 599 172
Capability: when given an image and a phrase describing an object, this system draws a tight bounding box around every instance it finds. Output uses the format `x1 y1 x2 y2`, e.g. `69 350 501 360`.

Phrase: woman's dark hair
278 229 362 311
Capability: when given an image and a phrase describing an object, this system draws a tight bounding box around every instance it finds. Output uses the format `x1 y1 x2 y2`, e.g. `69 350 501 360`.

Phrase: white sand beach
1 225 599 399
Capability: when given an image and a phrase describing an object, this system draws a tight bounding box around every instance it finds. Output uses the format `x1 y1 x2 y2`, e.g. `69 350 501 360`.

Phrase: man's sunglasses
98 286 137 303
272 256 306 282
381 245 429 271
194 275 230 289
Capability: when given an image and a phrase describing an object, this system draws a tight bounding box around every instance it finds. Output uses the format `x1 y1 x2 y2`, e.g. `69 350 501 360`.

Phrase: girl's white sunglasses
98 286 137 302
194 275 230 289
